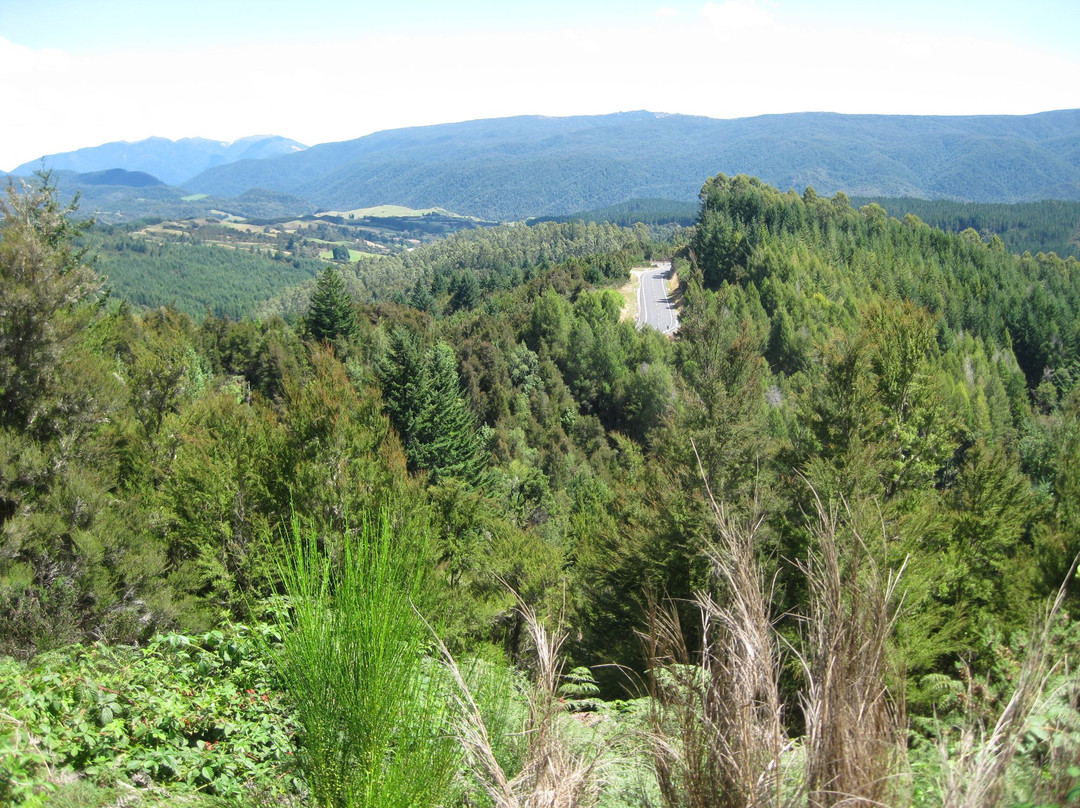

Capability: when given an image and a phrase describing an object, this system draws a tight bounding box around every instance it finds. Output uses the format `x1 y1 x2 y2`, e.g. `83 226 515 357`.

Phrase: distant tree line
854 196 1080 259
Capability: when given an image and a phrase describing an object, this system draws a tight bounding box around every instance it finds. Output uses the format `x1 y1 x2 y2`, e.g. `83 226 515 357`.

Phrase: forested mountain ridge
179 109 1080 220
13 110 1078 226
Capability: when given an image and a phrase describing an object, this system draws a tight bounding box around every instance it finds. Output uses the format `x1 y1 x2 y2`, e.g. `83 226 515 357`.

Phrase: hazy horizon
2 0 1078 171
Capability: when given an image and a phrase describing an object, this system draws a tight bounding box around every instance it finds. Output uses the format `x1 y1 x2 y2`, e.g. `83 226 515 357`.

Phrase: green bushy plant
0 622 299 803
273 511 460 808
559 666 604 713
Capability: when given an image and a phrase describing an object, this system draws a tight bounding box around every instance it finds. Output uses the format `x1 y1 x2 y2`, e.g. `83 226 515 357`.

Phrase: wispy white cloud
0 37 72 76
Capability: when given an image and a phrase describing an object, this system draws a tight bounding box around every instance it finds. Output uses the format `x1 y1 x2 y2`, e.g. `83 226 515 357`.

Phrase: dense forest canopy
2 171 1079 808
853 196 1080 260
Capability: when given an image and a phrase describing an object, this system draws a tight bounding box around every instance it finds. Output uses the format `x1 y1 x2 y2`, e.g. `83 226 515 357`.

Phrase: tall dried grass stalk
432 602 609 808
797 489 908 808
645 444 794 808
646 444 910 808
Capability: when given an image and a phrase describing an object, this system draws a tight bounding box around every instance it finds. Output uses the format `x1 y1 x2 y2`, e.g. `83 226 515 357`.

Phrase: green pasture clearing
317 205 466 219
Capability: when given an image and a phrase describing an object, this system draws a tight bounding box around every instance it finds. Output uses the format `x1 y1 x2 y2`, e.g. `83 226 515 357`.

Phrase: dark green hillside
93 236 322 319
24 171 319 223
693 175 1080 387
531 197 700 227
77 168 165 187
854 196 1080 259
183 109 1080 220
259 218 652 319
213 188 318 220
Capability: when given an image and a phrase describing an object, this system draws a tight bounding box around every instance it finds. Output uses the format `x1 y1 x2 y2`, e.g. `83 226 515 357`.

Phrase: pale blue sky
4 0 1075 50
2 0 1077 170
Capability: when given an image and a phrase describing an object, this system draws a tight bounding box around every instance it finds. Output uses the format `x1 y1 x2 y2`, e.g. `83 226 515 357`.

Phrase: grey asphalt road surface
636 261 679 334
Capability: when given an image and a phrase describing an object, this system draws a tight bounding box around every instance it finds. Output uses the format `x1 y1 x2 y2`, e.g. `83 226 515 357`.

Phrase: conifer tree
448 270 481 313
0 173 99 433
411 342 488 486
378 332 488 486
305 266 357 343
378 326 427 447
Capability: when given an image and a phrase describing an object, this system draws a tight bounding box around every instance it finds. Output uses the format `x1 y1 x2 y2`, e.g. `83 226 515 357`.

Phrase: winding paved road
636 261 679 334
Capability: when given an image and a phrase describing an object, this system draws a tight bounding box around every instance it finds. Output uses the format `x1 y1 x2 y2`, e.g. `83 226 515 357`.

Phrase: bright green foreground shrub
274 511 460 808
0 623 299 804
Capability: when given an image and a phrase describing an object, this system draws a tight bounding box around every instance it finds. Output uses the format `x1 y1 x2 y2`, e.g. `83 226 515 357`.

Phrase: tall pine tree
378 332 488 486
305 267 357 343
411 343 489 486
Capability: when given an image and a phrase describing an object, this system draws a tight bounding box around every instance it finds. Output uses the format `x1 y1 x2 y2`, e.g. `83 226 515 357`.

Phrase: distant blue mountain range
10 135 307 186
9 110 1079 222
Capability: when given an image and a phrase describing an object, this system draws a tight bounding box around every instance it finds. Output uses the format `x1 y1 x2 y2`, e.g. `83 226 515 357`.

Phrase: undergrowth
0 622 299 806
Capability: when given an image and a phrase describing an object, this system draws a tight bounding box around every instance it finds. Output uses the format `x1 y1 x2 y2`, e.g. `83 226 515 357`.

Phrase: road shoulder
617 267 649 324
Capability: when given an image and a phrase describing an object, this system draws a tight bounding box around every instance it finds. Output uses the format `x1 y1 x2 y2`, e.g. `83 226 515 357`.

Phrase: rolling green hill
39 171 318 223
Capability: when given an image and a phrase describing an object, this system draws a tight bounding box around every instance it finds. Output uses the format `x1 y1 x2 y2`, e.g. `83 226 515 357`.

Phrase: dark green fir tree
305 267 357 343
